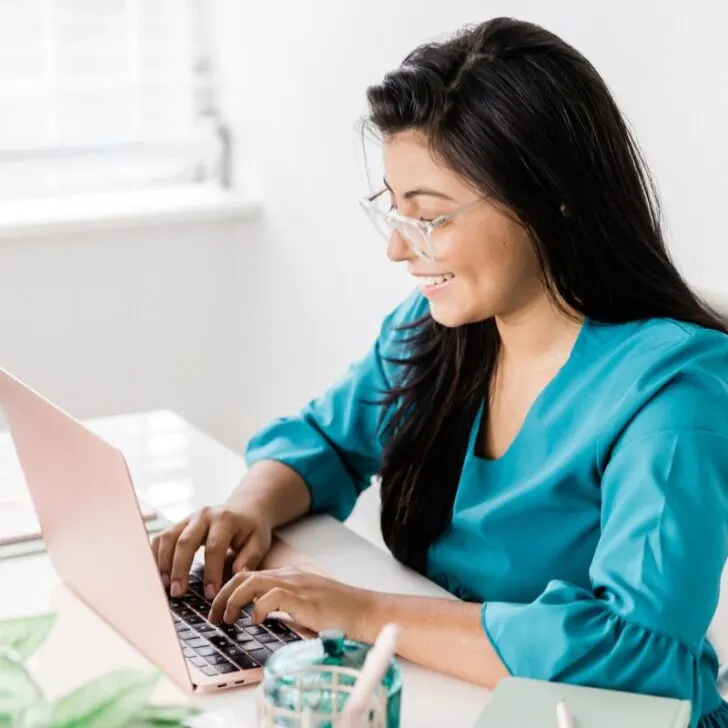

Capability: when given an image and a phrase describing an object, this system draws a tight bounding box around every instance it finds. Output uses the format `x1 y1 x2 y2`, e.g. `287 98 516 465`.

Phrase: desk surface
0 410 489 727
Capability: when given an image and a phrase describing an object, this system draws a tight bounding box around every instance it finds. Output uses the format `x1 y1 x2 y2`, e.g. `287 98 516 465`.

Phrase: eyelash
387 203 434 224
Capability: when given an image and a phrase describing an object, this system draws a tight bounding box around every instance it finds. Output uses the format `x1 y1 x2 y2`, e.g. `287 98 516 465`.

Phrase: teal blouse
245 292 728 728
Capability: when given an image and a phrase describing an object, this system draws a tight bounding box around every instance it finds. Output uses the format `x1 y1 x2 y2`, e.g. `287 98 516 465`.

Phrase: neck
494 291 584 365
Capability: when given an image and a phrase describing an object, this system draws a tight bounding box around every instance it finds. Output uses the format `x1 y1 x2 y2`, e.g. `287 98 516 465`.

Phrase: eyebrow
383 178 455 202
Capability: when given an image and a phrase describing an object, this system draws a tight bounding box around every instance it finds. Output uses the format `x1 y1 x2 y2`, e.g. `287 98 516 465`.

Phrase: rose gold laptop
0 367 315 693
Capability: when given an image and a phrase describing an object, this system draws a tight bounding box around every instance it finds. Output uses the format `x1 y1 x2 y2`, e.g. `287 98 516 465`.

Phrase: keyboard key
281 632 300 643
188 583 205 597
169 599 184 610
186 614 206 626
186 638 209 649
205 653 231 666
175 622 189 633
178 629 196 641
191 657 207 667
218 624 238 638
186 601 210 616
182 647 195 658
194 645 217 657
266 641 284 653
216 662 238 674
236 616 252 627
256 632 279 644
245 625 265 636
209 635 232 649
196 626 218 638
200 665 217 676
228 652 260 670
265 620 290 635
219 644 247 662
234 630 254 643
248 648 271 666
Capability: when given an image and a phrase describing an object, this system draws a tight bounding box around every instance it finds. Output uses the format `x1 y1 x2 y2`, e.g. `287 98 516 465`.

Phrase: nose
386 230 413 263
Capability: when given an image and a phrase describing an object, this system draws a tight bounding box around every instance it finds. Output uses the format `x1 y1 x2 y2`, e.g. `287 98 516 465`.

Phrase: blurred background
0 0 726 452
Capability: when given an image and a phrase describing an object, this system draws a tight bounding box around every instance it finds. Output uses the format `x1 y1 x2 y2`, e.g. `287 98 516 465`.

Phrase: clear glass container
257 630 402 728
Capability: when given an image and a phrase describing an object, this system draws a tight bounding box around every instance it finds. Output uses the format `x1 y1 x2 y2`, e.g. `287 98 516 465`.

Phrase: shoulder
587 317 728 391
587 317 728 459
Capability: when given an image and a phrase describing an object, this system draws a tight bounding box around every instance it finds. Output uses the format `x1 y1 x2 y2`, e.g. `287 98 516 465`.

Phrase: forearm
226 460 312 529
357 594 509 687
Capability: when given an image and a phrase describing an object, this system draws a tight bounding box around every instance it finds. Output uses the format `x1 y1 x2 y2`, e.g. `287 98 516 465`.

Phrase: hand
209 566 378 640
150 503 273 600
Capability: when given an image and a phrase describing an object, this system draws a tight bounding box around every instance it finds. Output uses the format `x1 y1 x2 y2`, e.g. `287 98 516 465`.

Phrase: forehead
381 130 474 198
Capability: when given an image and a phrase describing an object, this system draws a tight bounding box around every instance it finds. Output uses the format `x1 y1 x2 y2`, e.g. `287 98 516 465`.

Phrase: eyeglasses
358 186 482 261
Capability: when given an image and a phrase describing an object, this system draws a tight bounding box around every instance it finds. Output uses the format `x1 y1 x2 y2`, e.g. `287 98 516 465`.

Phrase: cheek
444 225 537 290
428 225 541 324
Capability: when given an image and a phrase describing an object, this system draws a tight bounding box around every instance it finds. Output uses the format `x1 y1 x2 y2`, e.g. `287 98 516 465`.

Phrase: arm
359 594 509 686
225 460 311 530
239 291 428 524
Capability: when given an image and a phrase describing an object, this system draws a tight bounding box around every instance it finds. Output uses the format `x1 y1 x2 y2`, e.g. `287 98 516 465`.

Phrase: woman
152 17 728 727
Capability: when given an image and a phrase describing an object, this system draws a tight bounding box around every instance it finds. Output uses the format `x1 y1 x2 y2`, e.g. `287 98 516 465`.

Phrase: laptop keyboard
169 572 302 676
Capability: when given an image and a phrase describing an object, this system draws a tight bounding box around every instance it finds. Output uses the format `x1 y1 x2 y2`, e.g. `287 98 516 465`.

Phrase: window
0 0 230 200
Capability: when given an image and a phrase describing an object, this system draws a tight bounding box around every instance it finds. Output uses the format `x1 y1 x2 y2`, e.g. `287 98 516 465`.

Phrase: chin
429 299 486 328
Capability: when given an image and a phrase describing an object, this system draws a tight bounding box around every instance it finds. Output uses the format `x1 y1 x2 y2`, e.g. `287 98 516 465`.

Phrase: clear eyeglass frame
358 186 482 261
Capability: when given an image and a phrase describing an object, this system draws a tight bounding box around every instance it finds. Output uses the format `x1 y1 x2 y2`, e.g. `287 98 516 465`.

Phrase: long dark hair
366 17 727 573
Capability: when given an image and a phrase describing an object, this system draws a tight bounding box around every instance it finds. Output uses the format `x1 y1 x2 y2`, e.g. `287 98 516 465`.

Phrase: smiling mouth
415 273 455 288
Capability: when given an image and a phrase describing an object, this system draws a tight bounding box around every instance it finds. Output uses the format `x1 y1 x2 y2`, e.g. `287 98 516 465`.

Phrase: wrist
352 589 391 644
225 490 276 531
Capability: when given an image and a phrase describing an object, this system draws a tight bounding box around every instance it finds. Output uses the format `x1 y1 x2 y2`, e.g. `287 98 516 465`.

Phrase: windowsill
0 185 262 239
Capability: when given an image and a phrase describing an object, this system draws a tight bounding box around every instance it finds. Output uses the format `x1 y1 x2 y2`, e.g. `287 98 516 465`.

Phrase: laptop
0 367 318 693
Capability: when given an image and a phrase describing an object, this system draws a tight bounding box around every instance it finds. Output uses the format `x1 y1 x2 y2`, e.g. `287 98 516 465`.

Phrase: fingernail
162 574 170 588
205 584 216 600
170 581 181 597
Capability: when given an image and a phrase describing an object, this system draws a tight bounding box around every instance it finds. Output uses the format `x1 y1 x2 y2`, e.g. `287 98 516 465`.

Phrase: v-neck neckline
469 317 590 464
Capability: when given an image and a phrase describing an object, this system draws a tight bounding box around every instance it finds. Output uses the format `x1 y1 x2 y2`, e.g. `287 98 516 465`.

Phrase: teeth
419 274 454 287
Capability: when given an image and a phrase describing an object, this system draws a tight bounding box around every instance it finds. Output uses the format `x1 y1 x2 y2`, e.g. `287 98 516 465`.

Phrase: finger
232 533 267 573
169 516 209 597
149 536 164 586
222 573 281 624
156 520 188 588
203 515 238 600
251 587 304 625
207 569 248 624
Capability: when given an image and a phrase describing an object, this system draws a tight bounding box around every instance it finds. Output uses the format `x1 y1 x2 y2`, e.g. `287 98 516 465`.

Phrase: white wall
0 220 250 450
2 0 726 455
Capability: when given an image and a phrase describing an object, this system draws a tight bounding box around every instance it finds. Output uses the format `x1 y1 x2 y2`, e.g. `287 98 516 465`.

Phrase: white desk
0 411 489 726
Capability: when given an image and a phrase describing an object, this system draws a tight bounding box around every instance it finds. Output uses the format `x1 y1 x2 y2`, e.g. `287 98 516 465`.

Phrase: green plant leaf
134 704 200 725
0 647 43 716
0 614 57 660
50 669 160 728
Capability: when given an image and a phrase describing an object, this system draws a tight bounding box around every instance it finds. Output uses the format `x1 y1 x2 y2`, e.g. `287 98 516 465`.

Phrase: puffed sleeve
244 291 427 521
482 330 728 727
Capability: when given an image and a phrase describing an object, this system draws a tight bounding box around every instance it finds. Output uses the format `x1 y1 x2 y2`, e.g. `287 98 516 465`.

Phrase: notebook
474 677 691 728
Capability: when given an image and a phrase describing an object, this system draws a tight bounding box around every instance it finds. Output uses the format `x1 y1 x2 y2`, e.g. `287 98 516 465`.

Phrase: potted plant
0 613 199 727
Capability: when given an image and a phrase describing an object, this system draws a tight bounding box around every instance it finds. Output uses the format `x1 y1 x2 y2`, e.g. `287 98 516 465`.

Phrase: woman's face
382 130 543 327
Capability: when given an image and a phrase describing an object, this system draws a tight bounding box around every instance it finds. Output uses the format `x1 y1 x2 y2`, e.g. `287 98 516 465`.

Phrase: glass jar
257 630 402 728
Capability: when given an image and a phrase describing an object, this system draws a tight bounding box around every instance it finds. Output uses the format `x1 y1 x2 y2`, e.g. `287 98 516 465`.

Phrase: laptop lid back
0 368 191 691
